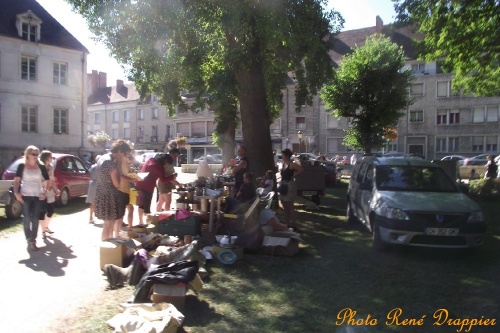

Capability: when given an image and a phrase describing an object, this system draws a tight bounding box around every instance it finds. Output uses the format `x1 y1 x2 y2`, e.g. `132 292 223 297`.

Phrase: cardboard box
212 244 244 261
157 216 200 236
100 238 141 269
150 283 187 310
261 231 304 256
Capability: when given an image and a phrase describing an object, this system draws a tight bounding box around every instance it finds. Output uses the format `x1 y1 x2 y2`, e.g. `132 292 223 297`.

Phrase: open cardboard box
100 238 141 269
261 231 304 256
150 283 187 310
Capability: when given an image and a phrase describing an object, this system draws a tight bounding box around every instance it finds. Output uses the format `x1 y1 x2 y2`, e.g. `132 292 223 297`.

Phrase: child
256 170 274 196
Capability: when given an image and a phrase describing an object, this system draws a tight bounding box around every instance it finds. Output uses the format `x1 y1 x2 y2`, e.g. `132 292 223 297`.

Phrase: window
472 136 484 152
53 62 67 85
137 126 144 142
123 127 130 139
94 113 101 124
411 63 425 73
436 109 459 125
437 81 452 97
449 109 460 124
151 126 158 142
191 121 205 137
53 108 68 134
152 107 158 119
112 128 119 139
409 110 423 122
410 83 424 95
473 107 484 123
22 22 37 41
326 114 339 128
112 111 119 123
486 106 499 122
448 137 459 152
21 56 36 81
270 118 282 133
296 117 305 130
138 109 144 120
436 137 446 153
123 109 130 122
486 136 498 152
436 110 447 125
22 106 37 132
326 137 348 153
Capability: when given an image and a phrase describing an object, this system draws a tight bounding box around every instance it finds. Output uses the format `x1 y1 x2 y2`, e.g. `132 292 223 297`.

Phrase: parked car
463 154 496 166
2 153 91 206
347 156 485 250
194 154 222 164
441 155 467 166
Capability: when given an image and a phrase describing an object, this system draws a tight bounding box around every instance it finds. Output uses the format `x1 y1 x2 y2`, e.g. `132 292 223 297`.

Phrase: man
231 146 249 194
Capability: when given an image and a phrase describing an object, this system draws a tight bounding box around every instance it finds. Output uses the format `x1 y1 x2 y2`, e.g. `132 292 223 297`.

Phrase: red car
2 153 91 206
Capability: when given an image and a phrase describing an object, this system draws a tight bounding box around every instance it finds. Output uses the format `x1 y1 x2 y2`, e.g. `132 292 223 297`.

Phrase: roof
88 83 141 105
328 24 423 67
0 0 88 53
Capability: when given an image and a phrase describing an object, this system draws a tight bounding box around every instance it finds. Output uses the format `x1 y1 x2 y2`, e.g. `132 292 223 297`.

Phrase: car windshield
375 165 458 192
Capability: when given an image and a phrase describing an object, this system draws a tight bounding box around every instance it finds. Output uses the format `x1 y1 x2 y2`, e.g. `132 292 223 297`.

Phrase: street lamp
297 131 303 154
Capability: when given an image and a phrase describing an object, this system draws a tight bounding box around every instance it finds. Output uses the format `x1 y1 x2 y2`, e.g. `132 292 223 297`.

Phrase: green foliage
468 178 500 200
393 0 500 96
320 34 412 152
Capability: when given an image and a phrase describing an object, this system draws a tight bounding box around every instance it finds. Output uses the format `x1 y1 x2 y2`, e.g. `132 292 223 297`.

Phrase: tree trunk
235 63 274 178
221 122 236 166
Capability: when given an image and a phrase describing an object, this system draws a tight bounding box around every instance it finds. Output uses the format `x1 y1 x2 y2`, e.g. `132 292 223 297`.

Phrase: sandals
44 228 54 234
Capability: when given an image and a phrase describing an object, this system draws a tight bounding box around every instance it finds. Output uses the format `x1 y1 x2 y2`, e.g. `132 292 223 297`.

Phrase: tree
66 0 344 177
393 0 500 96
320 35 412 154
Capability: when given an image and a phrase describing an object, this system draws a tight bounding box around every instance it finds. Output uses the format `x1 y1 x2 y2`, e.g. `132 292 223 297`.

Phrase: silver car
347 156 485 250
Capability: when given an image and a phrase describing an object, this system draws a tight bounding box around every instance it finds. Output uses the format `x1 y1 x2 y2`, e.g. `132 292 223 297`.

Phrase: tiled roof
88 83 141 105
0 0 88 53
328 24 423 67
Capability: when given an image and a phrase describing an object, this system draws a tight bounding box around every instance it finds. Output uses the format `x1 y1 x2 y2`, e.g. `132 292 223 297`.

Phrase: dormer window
16 10 43 43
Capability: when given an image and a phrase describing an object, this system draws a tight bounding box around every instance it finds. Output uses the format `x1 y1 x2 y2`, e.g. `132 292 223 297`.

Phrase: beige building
0 0 89 169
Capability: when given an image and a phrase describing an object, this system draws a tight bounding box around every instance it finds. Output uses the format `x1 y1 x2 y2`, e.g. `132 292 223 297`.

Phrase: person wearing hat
259 209 289 233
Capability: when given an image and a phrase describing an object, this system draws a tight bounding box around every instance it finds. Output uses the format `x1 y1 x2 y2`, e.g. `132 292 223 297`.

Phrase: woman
484 155 498 179
39 150 60 239
86 155 101 224
118 153 137 229
156 154 178 212
231 146 249 194
13 145 50 251
94 140 133 240
279 148 303 229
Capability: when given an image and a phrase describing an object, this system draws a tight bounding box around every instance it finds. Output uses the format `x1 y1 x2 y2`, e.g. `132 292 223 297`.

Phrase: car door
359 164 374 226
57 156 79 196
352 162 369 221
72 157 91 196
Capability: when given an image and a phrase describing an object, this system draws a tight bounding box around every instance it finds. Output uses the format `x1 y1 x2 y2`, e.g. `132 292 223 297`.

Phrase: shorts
137 188 154 214
157 180 174 194
279 180 297 202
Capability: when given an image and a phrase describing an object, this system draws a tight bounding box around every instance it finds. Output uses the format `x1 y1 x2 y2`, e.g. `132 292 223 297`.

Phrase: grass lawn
2 181 499 332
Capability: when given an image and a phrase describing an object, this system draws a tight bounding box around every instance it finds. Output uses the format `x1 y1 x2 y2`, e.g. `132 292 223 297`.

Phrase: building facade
0 0 89 169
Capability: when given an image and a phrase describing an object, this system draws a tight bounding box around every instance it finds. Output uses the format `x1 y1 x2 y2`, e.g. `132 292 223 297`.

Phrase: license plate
302 191 317 196
426 228 459 236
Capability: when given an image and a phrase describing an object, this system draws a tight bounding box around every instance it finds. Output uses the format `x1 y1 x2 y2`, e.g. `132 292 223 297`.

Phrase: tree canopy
320 34 412 153
393 0 500 96
66 0 344 176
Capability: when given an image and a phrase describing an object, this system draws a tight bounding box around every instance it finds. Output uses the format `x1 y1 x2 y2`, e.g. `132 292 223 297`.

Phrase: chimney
376 15 383 33
87 70 99 95
116 79 124 91
98 72 107 88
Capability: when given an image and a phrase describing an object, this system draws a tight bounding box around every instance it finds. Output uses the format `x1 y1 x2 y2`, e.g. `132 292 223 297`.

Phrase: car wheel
58 188 70 206
6 198 22 219
372 221 388 251
346 201 357 223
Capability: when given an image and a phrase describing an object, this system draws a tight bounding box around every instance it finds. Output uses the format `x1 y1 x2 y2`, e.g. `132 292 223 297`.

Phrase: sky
36 0 397 85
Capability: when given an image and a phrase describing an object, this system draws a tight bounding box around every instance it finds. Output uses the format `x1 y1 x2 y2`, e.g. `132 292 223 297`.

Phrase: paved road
0 210 107 333
0 168 198 333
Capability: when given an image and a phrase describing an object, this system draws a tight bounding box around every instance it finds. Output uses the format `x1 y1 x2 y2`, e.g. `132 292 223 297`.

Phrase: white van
347 156 485 250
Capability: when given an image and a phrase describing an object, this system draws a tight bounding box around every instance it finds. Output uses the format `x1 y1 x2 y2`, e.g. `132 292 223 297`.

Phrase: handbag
277 182 288 195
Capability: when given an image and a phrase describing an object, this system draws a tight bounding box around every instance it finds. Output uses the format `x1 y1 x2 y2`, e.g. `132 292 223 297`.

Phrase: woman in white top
13 145 50 251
